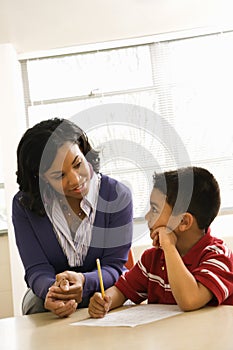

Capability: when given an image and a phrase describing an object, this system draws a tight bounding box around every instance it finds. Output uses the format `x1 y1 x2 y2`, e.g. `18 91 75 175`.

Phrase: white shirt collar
80 171 101 216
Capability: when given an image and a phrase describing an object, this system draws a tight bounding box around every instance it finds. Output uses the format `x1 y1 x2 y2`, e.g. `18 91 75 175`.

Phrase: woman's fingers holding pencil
88 292 111 318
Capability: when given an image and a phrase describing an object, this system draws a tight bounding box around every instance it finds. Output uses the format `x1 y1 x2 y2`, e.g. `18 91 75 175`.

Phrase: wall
0 44 27 316
0 0 233 55
0 234 13 318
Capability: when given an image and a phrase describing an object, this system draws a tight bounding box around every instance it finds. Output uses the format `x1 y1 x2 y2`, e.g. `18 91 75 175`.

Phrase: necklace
58 197 85 236
58 196 84 217
60 202 84 218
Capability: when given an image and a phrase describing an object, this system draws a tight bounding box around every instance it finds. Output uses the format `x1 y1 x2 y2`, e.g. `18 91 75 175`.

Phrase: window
20 31 233 220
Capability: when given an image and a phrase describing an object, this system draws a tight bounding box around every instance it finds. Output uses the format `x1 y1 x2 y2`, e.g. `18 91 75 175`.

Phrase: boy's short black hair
153 166 221 230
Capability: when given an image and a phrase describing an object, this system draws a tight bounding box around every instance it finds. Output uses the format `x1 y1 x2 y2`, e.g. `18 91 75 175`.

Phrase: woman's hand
44 271 85 317
88 292 112 318
48 271 85 304
44 292 77 318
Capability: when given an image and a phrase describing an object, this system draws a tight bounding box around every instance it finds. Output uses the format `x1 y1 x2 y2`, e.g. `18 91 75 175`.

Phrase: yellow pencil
96 258 105 298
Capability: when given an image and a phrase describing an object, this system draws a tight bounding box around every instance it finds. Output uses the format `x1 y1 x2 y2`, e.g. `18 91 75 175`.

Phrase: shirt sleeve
82 244 131 299
115 252 149 304
12 195 57 299
192 243 233 305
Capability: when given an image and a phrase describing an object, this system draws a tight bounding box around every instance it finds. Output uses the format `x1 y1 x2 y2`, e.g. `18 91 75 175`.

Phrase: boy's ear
179 212 193 231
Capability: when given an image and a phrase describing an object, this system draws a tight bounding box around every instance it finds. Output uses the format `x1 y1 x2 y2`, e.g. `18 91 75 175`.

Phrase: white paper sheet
70 304 183 327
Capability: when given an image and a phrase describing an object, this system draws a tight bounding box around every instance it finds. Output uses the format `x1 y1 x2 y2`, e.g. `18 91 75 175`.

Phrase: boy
88 167 233 318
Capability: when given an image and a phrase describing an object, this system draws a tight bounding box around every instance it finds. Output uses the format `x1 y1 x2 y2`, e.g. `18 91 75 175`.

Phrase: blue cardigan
12 175 133 307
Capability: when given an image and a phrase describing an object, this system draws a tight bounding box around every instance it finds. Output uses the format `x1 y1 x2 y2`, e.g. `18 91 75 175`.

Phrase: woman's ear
179 212 193 231
39 174 49 184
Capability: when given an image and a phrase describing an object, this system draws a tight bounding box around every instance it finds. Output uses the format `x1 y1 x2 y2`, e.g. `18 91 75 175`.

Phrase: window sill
0 229 8 236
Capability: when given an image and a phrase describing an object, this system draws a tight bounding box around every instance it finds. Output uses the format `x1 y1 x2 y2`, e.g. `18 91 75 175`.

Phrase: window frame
19 27 233 218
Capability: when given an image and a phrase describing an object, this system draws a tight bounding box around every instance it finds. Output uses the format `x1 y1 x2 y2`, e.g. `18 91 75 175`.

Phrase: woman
12 118 133 318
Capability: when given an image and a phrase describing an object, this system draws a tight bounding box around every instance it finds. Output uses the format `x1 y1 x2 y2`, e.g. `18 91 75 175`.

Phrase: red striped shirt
115 229 233 306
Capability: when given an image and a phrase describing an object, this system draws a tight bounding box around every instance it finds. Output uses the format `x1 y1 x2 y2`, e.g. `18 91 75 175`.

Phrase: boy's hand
150 228 160 248
157 226 177 249
88 292 112 318
151 226 177 249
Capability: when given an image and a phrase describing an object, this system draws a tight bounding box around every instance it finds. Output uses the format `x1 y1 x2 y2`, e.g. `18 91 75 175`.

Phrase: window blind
20 31 233 218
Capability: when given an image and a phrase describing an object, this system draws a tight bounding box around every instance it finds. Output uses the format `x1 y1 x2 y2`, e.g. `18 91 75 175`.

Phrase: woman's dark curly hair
16 118 100 216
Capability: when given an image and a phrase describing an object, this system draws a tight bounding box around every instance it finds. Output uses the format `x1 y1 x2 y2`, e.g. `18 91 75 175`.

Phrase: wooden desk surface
1 305 233 350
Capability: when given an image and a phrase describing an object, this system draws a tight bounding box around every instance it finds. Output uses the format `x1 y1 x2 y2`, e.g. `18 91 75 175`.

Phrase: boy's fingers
88 305 106 318
94 292 106 304
90 296 105 311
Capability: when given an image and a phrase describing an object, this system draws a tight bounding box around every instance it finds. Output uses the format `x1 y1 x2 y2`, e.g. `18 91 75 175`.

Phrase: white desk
1 305 233 350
